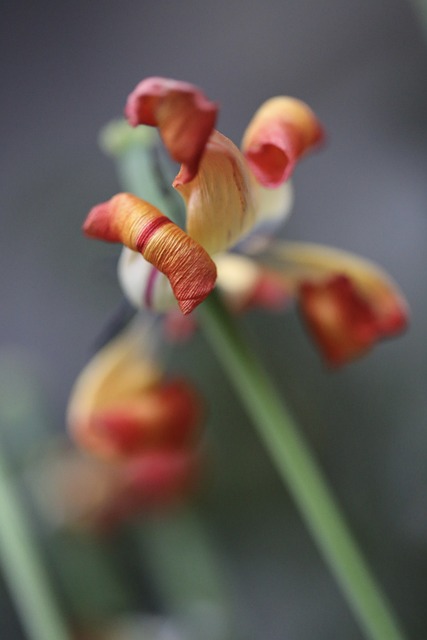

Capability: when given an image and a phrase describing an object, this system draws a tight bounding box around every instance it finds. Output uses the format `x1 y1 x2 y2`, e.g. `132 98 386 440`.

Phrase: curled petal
271 242 408 365
174 131 256 254
125 76 218 184
83 193 217 314
242 97 324 187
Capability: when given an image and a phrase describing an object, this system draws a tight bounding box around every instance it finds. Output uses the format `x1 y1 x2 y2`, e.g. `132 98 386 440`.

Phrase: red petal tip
83 201 118 243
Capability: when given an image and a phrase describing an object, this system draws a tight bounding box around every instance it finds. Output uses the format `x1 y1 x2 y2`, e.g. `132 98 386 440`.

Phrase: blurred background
1 0 427 638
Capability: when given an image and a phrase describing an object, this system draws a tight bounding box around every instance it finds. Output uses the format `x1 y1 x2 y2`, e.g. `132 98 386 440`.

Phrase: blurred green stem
135 508 237 640
198 291 406 640
410 0 427 35
0 450 71 640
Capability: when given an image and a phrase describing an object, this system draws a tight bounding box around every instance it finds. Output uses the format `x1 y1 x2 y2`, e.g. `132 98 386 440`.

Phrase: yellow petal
242 97 324 187
83 193 217 314
174 130 257 255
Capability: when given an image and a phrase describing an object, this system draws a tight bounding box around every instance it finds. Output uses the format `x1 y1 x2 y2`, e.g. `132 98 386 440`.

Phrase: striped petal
242 97 324 187
174 131 257 255
83 193 217 314
125 77 218 184
269 242 408 365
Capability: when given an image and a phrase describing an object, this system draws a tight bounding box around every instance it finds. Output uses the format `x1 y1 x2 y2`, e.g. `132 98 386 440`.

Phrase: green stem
0 451 72 640
198 291 406 640
134 507 237 640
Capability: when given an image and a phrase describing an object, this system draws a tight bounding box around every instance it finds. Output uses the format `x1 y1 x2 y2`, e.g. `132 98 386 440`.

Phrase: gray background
1 1 427 638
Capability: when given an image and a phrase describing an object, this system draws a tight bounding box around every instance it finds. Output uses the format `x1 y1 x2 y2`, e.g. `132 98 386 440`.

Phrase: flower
66 321 203 518
83 77 408 365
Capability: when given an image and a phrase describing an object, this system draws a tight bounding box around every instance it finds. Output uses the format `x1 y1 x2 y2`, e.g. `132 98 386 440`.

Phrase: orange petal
242 97 324 187
83 193 217 314
174 131 256 254
125 77 218 184
270 242 408 365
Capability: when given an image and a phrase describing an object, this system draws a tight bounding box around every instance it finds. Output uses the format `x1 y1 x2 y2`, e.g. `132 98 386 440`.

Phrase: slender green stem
198 291 406 640
0 452 72 640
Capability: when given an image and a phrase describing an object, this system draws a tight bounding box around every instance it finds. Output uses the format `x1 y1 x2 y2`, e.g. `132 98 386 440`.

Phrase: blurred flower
83 76 407 366
65 322 203 523
32 446 200 531
67 323 201 459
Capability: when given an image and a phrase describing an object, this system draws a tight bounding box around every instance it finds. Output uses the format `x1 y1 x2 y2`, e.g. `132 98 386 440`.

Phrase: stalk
198 291 406 640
